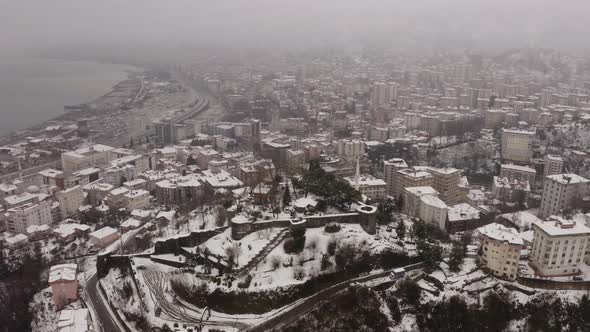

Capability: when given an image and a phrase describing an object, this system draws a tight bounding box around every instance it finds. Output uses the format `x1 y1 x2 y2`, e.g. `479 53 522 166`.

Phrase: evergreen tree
396 219 406 240
186 154 198 166
448 241 465 272
282 183 292 207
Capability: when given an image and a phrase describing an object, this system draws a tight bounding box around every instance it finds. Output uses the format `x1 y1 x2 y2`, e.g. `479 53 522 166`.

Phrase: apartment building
383 158 408 197
539 174 590 218
5 199 52 233
428 167 463 205
544 155 564 176
477 223 524 280
57 185 84 219
344 174 387 200
530 217 590 277
394 168 434 199
500 164 537 188
61 144 114 172
501 129 534 164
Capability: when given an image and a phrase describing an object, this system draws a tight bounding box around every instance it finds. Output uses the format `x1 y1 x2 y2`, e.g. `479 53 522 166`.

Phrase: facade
394 168 434 199
383 158 408 196
500 164 537 188
57 185 84 219
544 155 564 176
155 174 202 206
334 139 365 156
419 194 448 230
286 149 306 171
49 263 79 310
501 129 533 163
402 186 439 218
344 174 387 200
122 189 150 210
491 176 530 204
530 217 590 277
539 174 590 218
428 167 463 205
477 223 524 280
61 144 114 172
5 199 52 233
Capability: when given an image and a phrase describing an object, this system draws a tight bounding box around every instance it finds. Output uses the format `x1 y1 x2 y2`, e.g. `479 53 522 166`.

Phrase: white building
530 216 590 277
122 189 150 211
58 309 92 332
61 144 114 172
539 174 590 218
57 185 84 219
402 186 439 218
477 223 524 280
334 139 365 156
383 158 408 196
419 194 448 230
344 174 387 200
501 129 534 163
5 199 52 233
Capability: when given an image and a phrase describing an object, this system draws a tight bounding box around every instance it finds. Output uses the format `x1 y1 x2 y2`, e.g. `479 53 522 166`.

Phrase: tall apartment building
5 199 52 233
544 155 564 176
57 185 84 219
501 129 534 164
477 223 524 280
383 158 408 196
530 217 590 277
371 81 398 109
539 174 590 218
428 167 463 205
334 139 365 156
61 144 114 172
393 168 434 199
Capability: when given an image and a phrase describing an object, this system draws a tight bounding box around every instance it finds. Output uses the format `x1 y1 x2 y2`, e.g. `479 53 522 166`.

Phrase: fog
1 0 590 59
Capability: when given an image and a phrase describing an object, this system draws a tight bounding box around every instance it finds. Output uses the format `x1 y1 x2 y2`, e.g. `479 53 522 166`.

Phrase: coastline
0 59 145 143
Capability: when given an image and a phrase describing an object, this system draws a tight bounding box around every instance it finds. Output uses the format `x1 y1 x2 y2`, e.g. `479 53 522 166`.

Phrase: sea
0 57 137 136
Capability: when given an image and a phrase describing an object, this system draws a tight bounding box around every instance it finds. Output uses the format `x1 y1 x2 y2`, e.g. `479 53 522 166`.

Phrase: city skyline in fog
1 0 590 59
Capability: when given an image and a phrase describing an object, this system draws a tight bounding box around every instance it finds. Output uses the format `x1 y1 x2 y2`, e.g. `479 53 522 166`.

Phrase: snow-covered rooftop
420 194 447 209
448 203 479 221
57 309 89 332
89 226 118 240
534 216 590 237
477 223 523 246
546 174 589 185
49 263 77 283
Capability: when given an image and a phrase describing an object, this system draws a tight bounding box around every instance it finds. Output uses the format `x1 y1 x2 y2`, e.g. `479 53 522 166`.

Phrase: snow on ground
29 286 83 332
199 227 283 268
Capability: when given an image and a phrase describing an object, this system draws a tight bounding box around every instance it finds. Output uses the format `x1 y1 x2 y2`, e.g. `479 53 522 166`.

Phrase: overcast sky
1 0 589 58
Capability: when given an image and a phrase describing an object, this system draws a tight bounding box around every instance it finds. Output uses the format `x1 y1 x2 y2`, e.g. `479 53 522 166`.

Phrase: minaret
17 157 23 181
355 156 360 191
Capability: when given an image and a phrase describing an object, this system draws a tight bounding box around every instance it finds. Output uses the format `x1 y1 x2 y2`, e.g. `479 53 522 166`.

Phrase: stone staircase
235 228 290 276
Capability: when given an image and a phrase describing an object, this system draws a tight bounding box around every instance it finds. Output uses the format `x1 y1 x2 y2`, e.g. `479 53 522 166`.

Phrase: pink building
49 264 79 310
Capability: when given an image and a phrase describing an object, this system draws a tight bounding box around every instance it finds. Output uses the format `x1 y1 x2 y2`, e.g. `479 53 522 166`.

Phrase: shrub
270 255 281 270
293 266 305 280
324 222 341 233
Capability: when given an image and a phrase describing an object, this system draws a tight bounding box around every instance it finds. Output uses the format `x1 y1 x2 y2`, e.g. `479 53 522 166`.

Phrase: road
245 262 423 332
142 270 249 330
84 273 122 332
